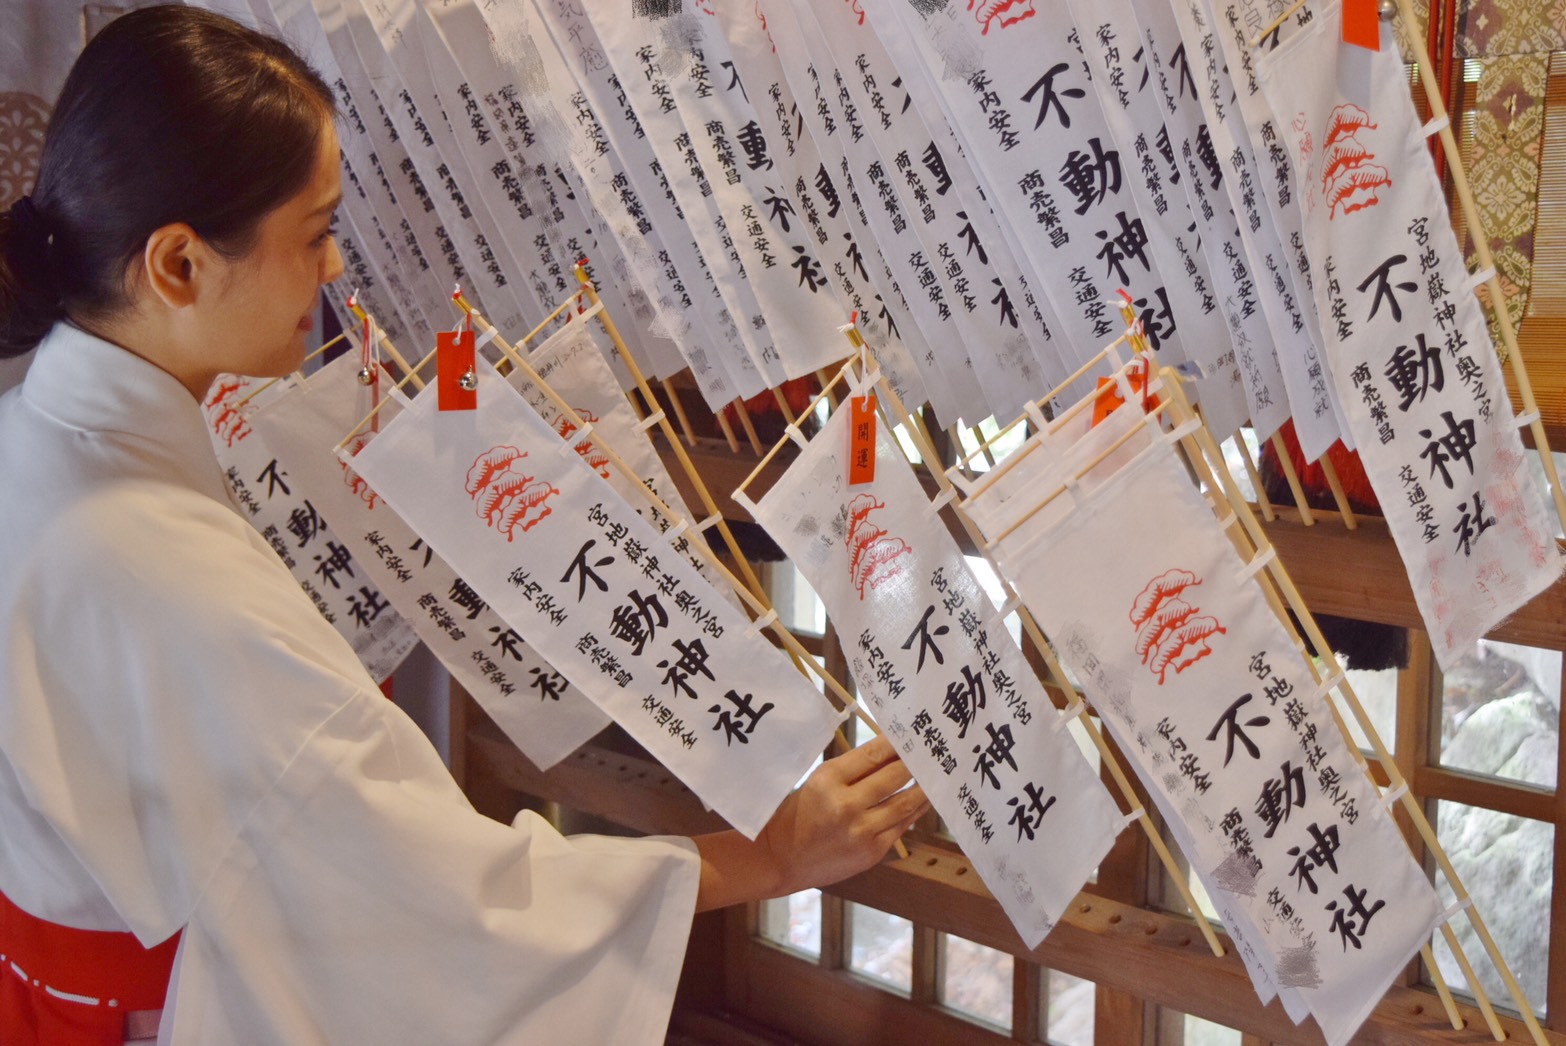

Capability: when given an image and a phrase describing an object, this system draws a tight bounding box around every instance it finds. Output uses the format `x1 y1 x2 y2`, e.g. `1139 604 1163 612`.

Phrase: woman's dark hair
0 5 336 358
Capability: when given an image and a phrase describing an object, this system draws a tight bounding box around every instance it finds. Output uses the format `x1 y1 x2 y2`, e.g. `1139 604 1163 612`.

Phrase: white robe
0 323 700 1044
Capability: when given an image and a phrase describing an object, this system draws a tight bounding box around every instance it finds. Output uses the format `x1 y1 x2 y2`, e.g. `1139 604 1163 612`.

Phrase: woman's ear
140 223 204 310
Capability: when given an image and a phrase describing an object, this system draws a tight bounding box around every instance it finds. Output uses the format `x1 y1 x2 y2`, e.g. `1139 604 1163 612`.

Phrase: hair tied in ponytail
8 196 47 244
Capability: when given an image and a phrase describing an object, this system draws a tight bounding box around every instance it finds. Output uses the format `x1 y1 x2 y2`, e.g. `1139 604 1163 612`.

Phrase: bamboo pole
458 286 813 685
950 338 1130 475
971 425 998 469
713 404 742 454
1249 0 1309 48
960 374 1140 504
333 343 439 452
1163 374 1534 1041
563 270 806 654
236 330 349 407
1391 0 1566 538
772 386 798 426
347 299 424 392
662 377 699 446
1317 454 1360 530
815 367 841 409
856 344 1226 958
734 397 765 455
734 369 853 497
455 299 871 729
985 401 1173 551
1268 432 1316 526
1232 432 1276 522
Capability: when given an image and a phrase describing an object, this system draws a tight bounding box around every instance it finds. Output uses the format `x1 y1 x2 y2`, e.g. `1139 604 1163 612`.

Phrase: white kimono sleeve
162 691 699 1045
11 479 698 1046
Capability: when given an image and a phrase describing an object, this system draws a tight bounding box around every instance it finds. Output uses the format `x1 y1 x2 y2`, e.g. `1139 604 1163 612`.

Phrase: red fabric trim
0 889 177 1046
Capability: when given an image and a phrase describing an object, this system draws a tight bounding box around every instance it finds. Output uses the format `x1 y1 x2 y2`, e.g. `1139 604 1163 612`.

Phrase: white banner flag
506 314 737 605
1131 0 1263 438
969 403 1445 1046
200 374 419 684
749 396 1124 948
528 0 775 399
1258 3 1563 667
1162 0 1298 441
709 1 935 410
1209 0 1350 460
349 360 845 837
799 0 1059 422
759 0 991 426
451 0 749 408
872 0 1183 372
250 352 610 770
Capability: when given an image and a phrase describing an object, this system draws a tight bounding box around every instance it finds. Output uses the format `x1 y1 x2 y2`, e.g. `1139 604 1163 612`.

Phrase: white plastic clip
998 593 1023 619
1310 673 1346 703
1024 399 1050 431
664 518 690 542
1440 897 1475 925
1465 265 1496 293
1215 512 1238 532
1421 114 1450 138
1053 699 1085 732
744 607 779 639
474 326 499 350
637 409 668 432
783 423 809 449
694 513 723 533
729 488 758 514
944 464 978 496
1120 809 1146 832
1378 782 1408 809
1238 547 1277 584
1515 410 1541 431
927 486 957 515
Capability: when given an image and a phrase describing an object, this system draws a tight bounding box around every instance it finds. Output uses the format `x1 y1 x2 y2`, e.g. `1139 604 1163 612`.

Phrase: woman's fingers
821 734 898 786
867 784 930 836
850 755 915 803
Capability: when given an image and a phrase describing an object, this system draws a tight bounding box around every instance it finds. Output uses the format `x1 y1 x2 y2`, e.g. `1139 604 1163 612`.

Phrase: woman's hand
693 736 929 912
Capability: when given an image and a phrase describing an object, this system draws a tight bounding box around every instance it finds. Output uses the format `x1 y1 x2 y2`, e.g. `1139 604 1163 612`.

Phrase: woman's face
200 115 344 382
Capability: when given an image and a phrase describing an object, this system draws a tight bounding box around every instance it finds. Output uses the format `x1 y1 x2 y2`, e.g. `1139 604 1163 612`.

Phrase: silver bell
356 365 376 386
458 368 478 391
1379 0 1396 19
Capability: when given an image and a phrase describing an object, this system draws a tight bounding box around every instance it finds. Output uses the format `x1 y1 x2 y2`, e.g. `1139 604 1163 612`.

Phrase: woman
0 7 927 1044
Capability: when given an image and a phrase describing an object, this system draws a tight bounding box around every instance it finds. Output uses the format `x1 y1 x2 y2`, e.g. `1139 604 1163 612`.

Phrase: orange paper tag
1091 372 1161 428
1342 0 1381 50
437 328 477 412
849 394 877 486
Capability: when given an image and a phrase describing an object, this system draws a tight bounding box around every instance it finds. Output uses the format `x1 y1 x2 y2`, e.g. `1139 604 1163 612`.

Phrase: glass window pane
847 902 913 993
1430 800 1551 1016
1044 970 1095 1046
1340 662 1398 754
1183 1014 1243 1044
758 889 821 958
1439 640 1560 789
939 933 1012 1030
